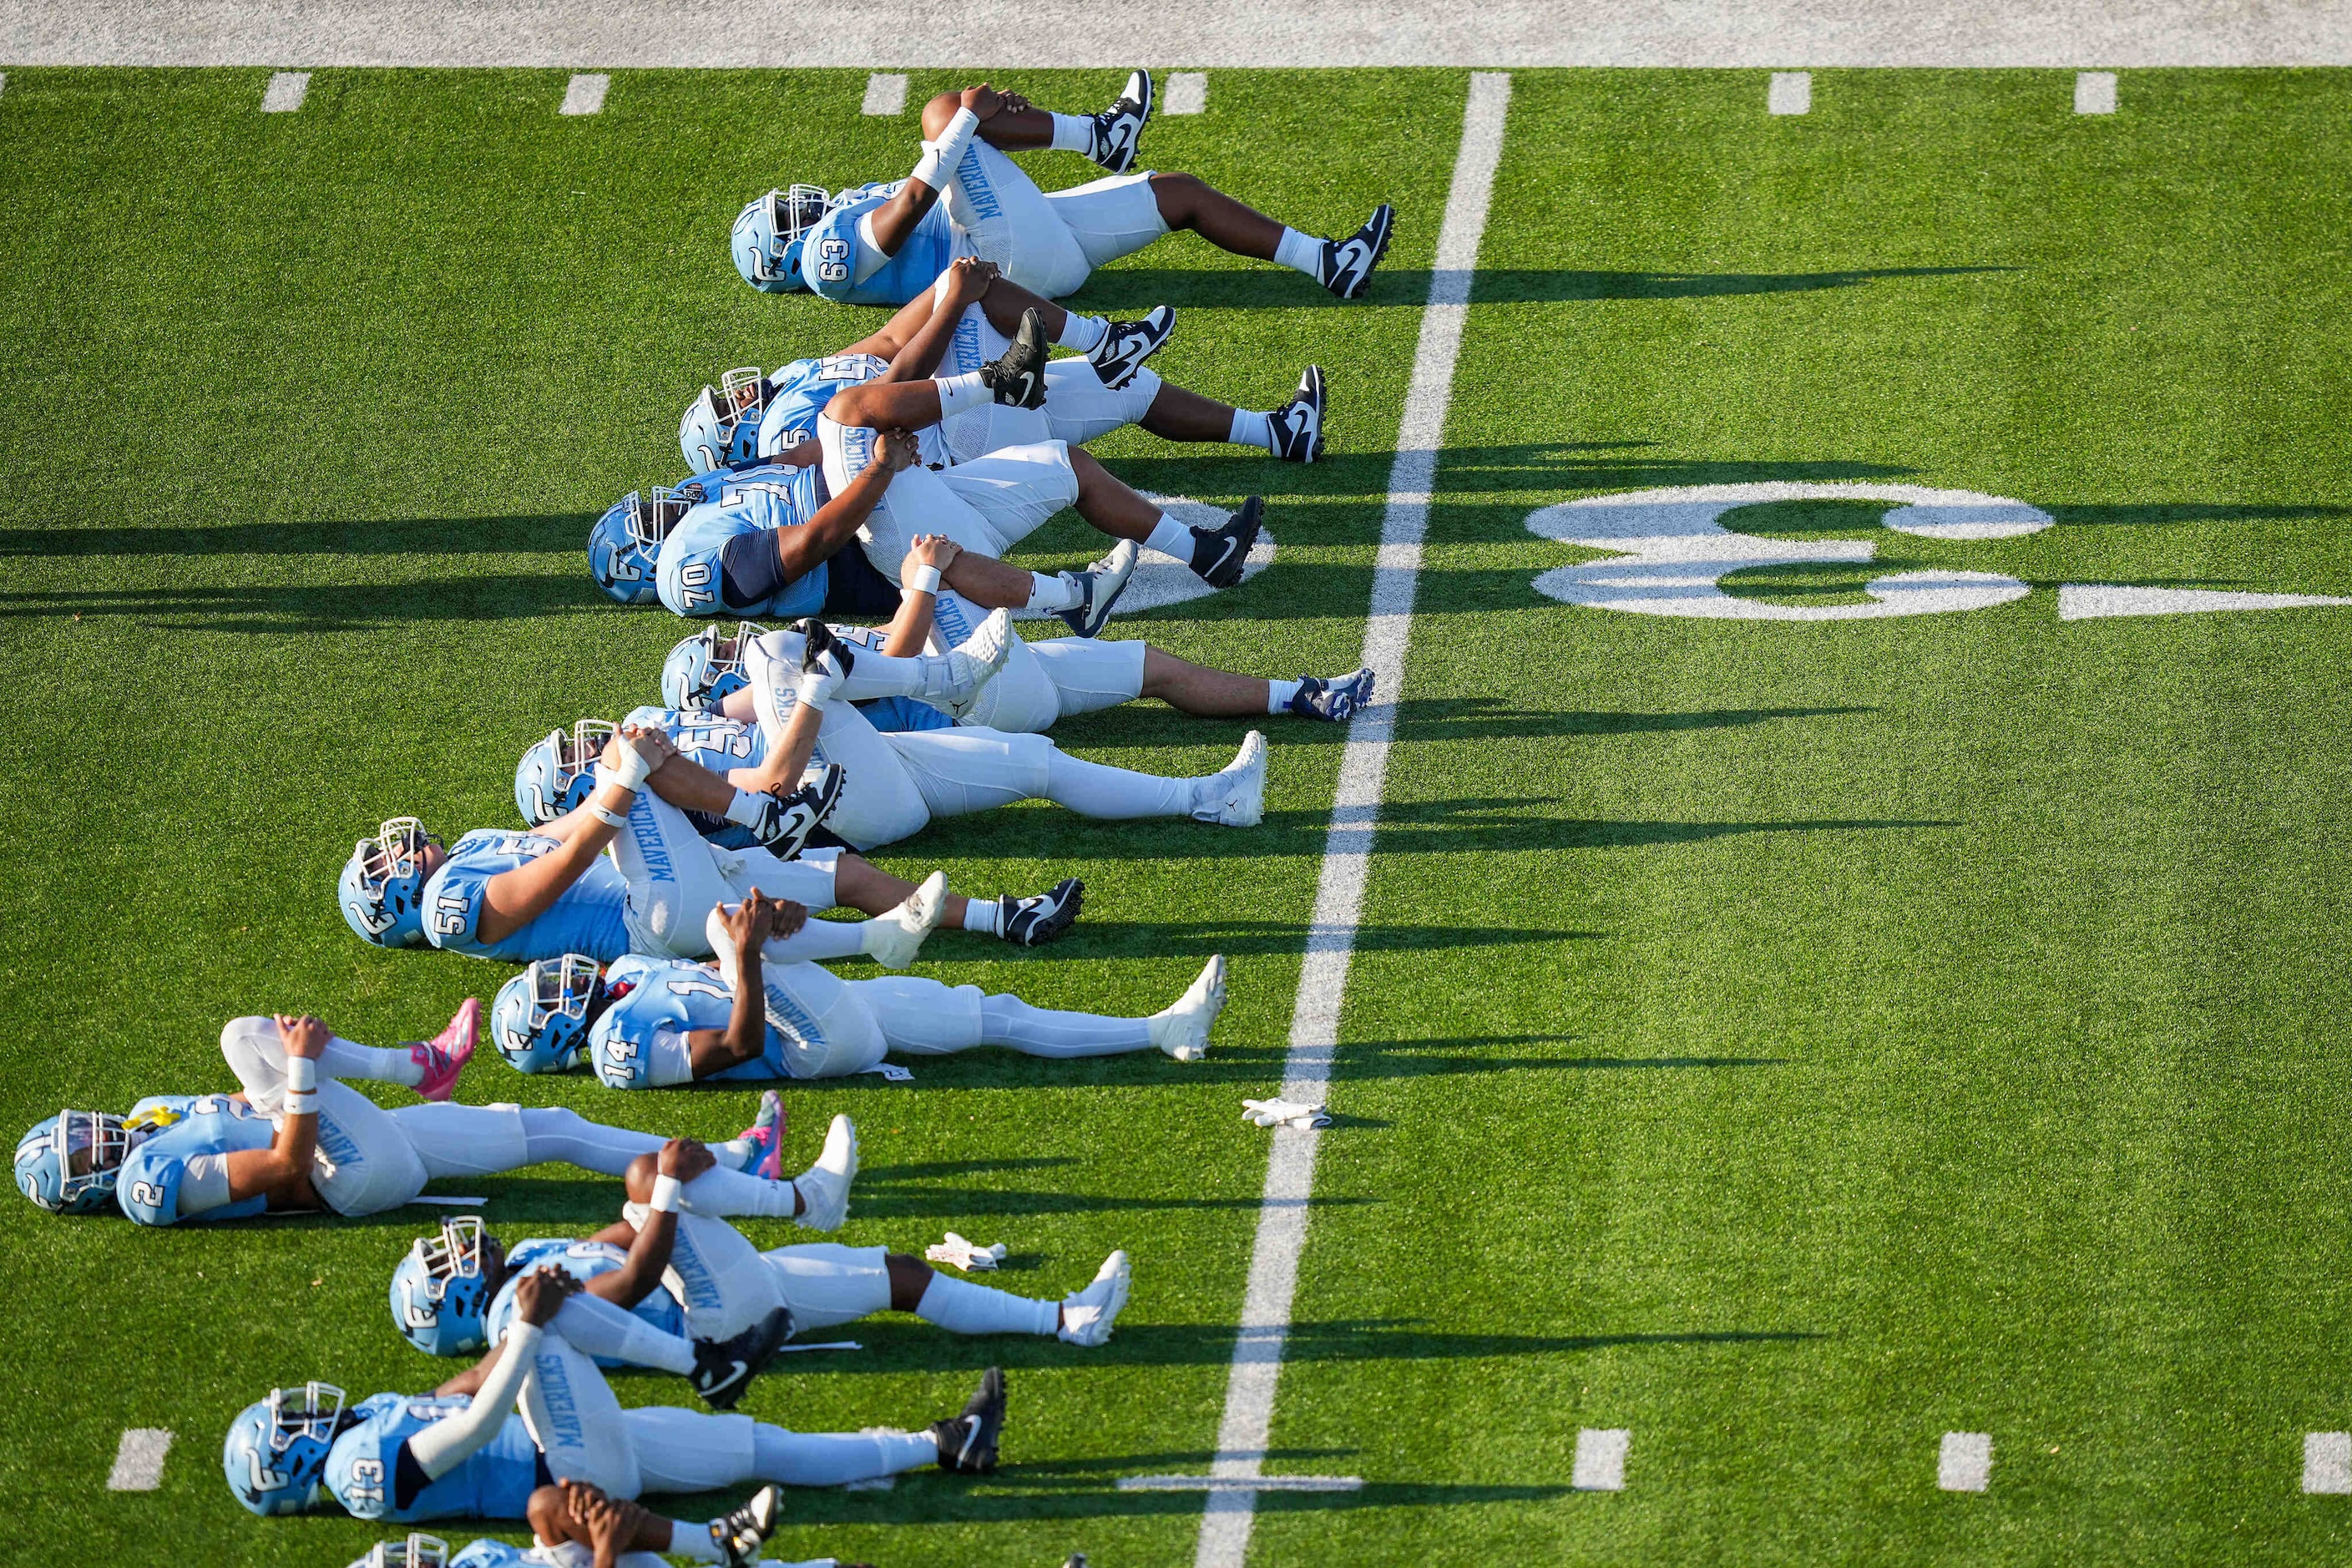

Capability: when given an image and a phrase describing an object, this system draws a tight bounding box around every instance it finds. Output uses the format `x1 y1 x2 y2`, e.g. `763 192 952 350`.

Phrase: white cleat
1057 1250 1132 1347
1148 954 1227 1061
861 869 948 969
1191 731 1267 827
938 607 1014 716
792 1112 859 1232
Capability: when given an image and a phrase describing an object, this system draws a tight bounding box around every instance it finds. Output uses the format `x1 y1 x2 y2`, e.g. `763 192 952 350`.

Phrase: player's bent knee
621 1153 658 1200
1148 169 1204 220
920 89 966 137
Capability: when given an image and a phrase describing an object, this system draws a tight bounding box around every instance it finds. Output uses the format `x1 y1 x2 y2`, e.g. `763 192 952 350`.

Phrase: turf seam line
559 72 608 114
1938 1431 1992 1491
106 1427 172 1490
1165 71 1209 114
260 70 308 112
1185 69 1511 1568
862 72 908 114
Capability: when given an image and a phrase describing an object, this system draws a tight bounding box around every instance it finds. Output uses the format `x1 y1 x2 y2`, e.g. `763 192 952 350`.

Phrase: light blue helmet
14 1110 129 1214
389 1216 498 1355
338 817 439 948
490 953 604 1074
589 485 706 606
350 1535 454 1568
680 367 771 472
731 185 830 293
662 620 766 711
513 718 617 826
223 1382 346 1515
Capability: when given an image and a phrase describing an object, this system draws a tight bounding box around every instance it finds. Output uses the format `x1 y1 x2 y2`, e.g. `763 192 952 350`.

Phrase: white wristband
598 743 653 792
283 1088 318 1117
284 1056 318 1093
904 563 943 596
588 802 629 828
911 106 980 191
649 1174 683 1214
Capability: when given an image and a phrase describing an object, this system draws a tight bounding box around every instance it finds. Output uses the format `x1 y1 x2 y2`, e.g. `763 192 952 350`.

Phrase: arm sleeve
852 212 893 284
718 527 804 611
173 1153 234 1219
406 1323 544 1480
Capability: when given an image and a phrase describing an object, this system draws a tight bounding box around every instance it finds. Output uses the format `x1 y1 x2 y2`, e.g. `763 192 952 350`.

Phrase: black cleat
1266 366 1326 463
1287 666 1375 723
1000 878 1085 947
1089 69 1152 174
1089 305 1175 390
981 308 1050 409
750 762 846 861
1055 539 1139 638
792 616 857 679
931 1366 1006 1474
1188 496 1263 589
711 1484 784 1568
690 1306 794 1410
1319 203 1394 301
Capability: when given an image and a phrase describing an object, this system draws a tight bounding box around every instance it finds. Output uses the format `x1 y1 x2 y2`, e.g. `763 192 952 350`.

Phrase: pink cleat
411 998 479 1102
736 1090 785 1180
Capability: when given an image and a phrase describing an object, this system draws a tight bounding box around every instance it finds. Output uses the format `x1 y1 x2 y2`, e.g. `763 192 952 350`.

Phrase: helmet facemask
552 719 617 801
622 486 699 553
746 185 830 281
410 1216 487 1293
356 817 438 895
263 1380 346 1454
53 1110 129 1203
365 1536 451 1568
522 953 603 1036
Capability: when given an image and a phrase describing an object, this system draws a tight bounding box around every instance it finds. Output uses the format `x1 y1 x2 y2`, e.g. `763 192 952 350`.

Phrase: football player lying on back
732 76 1391 306
346 1478 799 1568
13 1012 843 1228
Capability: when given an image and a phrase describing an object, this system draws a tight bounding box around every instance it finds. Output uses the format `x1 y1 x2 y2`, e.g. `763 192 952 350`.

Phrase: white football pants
944 140 1169 299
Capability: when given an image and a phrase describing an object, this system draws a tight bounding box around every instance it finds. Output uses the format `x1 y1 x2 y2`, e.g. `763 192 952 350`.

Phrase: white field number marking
1939 1431 1992 1491
1526 482 2051 620
108 1428 173 1490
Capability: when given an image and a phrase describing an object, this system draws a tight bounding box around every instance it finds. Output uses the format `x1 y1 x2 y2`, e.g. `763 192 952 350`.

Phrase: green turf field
2 63 2349 1567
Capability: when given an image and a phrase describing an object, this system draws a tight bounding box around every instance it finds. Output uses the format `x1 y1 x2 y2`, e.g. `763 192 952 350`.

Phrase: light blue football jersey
655 463 830 620
801 181 964 306
589 953 817 1085
114 1095 274 1226
756 353 889 456
448 1541 534 1568
618 706 768 850
422 830 630 963
483 1237 686 1359
326 1393 543 1522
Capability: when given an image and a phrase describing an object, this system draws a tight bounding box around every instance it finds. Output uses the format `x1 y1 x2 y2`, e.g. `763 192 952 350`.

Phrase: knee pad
955 635 1063 733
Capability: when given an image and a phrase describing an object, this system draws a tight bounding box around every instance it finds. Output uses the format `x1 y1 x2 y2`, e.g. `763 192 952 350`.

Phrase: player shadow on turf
1064 918 1597 955
1066 264 2012 311
1392 699 1874 742
779 1474 1579 1523
0 511 593 559
0 572 614 630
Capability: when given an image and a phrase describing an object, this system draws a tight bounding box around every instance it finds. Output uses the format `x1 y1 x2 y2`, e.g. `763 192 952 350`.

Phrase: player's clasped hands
904 533 963 578
725 887 811 948
655 1136 721 1184
511 1265 584 1327
271 1014 330 1059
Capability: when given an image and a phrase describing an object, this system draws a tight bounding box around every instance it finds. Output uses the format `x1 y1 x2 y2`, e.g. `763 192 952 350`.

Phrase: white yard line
106 1428 172 1490
861 71 907 114
1177 70 1510 1568
558 70 605 114
1164 71 1208 114
1938 1431 1992 1491
8 4 2352 66
2308 1433 2352 1494
1572 1428 1630 1490
260 68 307 110
1768 70 1812 114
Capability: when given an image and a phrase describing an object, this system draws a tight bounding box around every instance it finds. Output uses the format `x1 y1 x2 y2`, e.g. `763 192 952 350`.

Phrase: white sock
1026 571 1084 613
321 1036 424 1087
1227 408 1274 451
1049 111 1095 154
716 1137 758 1171
934 371 990 421
1267 678 1302 714
1044 749 1193 819
1143 513 1192 559
1055 312 1109 352
519 1107 665 1176
754 1424 938 1485
721 788 770 829
679 1163 800 1219
962 898 1004 937
668 1528 725 1565
1274 226 1326 279
761 918 870 964
979 994 1152 1058
915 1272 1060 1336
